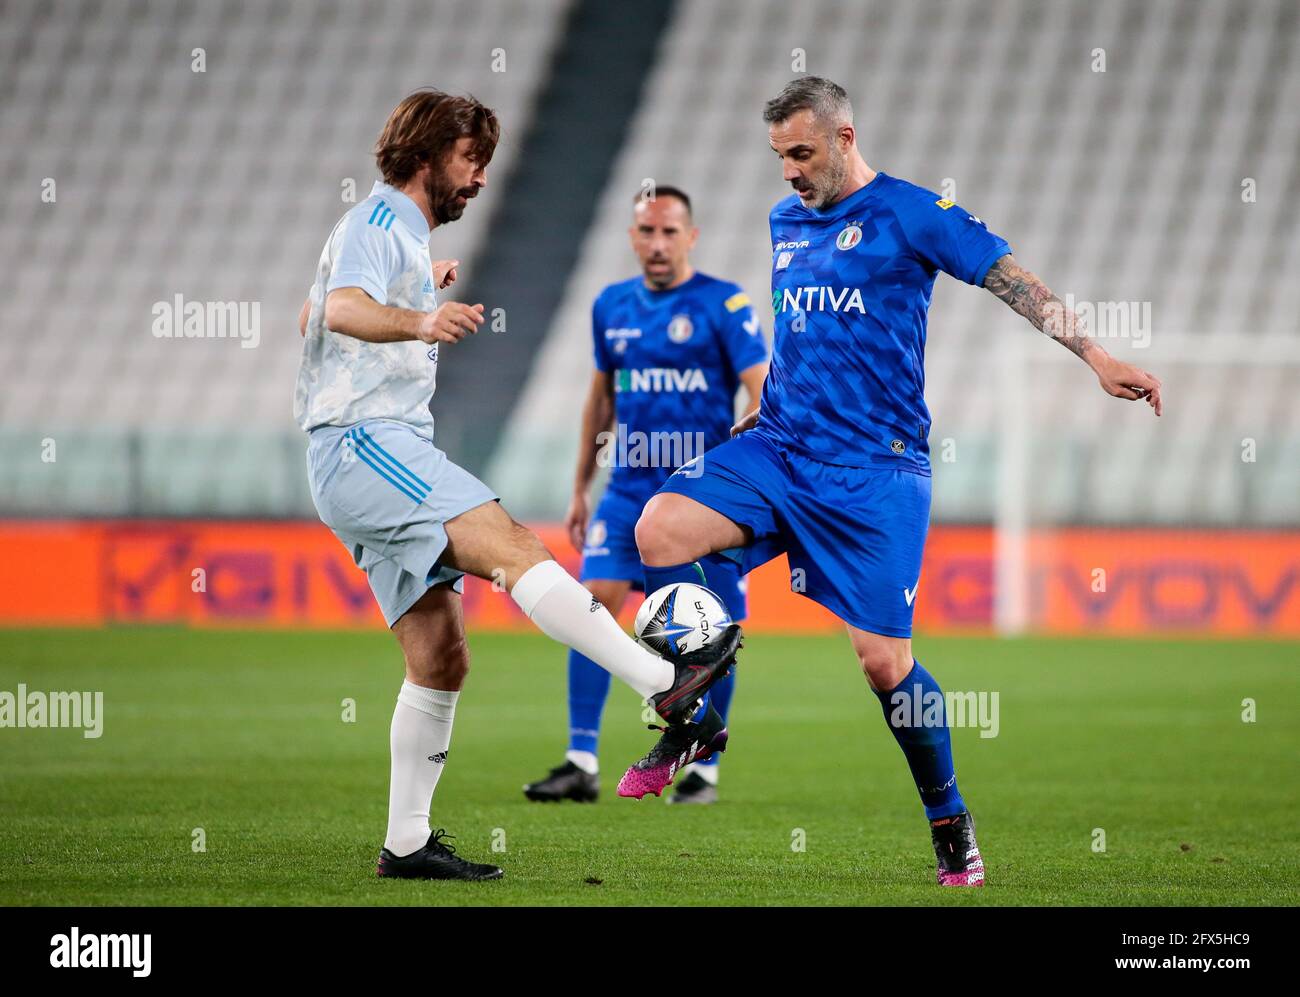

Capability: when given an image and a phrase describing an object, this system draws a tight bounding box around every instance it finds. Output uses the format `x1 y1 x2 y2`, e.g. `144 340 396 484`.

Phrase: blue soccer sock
874 660 966 820
567 648 611 757
643 559 707 595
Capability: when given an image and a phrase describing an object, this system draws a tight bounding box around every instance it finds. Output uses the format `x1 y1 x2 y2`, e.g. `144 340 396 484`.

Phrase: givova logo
772 286 867 315
614 368 708 392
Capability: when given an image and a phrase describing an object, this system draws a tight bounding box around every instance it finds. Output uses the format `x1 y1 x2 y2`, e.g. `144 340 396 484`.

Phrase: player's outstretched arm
565 370 616 552
982 254 1162 416
324 287 484 346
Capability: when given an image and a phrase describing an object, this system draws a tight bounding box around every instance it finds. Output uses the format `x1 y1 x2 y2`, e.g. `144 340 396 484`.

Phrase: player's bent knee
503 520 553 581
407 635 470 689
635 495 696 565
855 641 913 692
512 520 551 561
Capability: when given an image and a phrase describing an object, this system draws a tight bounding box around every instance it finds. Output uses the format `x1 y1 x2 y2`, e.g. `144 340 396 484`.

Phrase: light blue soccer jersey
295 182 441 434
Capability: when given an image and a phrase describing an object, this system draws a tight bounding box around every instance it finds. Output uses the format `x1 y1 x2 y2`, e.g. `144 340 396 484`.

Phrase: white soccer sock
384 681 458 857
684 761 720 785
565 749 599 775
511 560 674 701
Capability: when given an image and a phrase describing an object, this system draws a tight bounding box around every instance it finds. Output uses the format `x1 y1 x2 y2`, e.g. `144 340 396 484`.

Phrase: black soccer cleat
376 829 504 881
647 623 743 726
618 703 728 799
667 769 718 805
522 760 599 803
930 811 985 887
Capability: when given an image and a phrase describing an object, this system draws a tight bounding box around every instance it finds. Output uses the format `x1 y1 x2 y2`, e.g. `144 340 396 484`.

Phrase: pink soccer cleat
618 704 728 799
930 811 985 887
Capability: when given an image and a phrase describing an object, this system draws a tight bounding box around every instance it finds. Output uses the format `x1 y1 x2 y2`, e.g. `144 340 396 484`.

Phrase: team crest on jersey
667 314 693 343
890 439 906 455
836 224 862 251
775 250 794 270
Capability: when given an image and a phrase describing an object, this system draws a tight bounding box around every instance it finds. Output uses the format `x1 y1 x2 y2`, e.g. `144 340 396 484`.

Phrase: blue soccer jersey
592 271 768 499
758 172 1010 473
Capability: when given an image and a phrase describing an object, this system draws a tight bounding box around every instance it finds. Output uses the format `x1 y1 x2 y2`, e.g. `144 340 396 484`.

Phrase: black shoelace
427 828 459 856
931 817 976 864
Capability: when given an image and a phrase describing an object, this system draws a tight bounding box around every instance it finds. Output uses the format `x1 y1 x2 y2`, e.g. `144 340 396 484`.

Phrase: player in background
523 187 768 805
629 78 1162 885
295 90 740 882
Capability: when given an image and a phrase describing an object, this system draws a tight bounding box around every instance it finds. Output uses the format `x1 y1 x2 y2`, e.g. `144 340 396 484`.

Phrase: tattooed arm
983 254 1162 416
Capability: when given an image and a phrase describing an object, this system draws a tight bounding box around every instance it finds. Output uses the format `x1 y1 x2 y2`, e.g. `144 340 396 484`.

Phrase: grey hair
762 77 853 131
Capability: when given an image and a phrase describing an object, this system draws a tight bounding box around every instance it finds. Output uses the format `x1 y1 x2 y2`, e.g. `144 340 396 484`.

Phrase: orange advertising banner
0 520 1296 635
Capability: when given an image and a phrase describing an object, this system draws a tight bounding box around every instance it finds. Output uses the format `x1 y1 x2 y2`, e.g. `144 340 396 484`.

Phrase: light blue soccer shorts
307 419 498 626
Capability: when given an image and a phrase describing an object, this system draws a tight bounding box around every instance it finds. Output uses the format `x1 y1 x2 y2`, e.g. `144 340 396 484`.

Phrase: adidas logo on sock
428 751 449 764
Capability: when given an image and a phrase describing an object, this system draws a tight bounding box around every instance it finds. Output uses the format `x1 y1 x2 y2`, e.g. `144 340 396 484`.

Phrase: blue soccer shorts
655 429 930 638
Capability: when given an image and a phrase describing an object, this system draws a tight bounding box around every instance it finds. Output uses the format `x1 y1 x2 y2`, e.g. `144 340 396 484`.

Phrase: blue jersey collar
809 170 889 219
634 270 704 309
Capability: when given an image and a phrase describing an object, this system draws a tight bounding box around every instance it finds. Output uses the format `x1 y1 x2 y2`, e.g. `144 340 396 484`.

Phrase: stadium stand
0 0 570 513
489 0 1300 526
0 0 1296 528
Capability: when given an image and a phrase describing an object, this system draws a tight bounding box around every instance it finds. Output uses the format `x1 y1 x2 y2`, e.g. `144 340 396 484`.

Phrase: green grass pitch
1 628 1296 906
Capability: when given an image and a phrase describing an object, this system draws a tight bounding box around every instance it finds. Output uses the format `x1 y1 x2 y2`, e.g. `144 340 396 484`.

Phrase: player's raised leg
376 583 503 881
847 626 983 887
522 577 631 802
440 500 740 726
618 491 752 799
668 555 745 804
637 492 748 589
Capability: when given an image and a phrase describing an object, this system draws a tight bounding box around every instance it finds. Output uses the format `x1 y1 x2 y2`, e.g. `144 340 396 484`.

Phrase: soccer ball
634 582 732 659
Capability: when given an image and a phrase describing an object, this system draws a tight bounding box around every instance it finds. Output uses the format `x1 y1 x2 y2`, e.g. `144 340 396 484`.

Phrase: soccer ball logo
634 582 732 658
